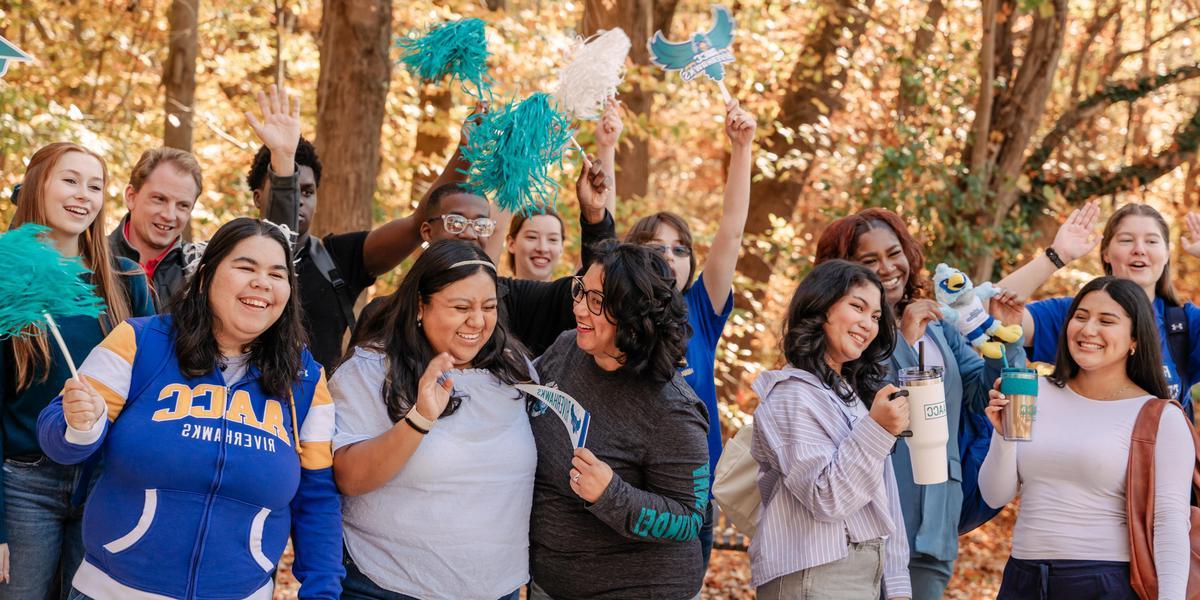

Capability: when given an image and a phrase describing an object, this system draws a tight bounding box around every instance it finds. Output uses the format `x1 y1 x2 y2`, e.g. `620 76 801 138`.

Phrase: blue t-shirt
1027 296 1200 410
681 273 733 480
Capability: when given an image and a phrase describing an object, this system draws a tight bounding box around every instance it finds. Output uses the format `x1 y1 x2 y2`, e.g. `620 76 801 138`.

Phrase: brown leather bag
1126 398 1200 600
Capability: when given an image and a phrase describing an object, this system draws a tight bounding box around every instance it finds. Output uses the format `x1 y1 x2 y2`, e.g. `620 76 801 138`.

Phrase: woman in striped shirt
750 259 913 599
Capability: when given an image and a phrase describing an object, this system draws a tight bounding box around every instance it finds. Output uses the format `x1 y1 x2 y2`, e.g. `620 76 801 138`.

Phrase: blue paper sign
648 6 735 84
517 384 590 448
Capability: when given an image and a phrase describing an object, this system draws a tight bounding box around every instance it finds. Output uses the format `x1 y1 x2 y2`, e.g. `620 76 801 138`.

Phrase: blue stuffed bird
648 5 735 82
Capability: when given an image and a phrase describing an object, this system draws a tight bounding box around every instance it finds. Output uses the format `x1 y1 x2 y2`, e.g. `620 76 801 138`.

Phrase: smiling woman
0 142 154 599
328 239 536 600
978 277 1192 600
35 217 344 599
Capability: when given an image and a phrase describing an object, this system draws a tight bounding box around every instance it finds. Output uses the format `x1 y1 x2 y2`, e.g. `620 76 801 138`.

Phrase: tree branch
1027 63 1200 171
1112 16 1200 65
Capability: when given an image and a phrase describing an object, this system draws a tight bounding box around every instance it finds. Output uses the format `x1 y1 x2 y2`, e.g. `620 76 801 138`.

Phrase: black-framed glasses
645 243 692 258
571 276 605 316
426 214 497 236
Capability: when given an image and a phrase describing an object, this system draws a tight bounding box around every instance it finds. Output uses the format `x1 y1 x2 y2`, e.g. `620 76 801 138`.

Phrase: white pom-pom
555 28 631 121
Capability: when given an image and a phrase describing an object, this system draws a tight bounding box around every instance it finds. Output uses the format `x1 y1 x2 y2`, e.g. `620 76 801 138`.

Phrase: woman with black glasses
528 240 709 600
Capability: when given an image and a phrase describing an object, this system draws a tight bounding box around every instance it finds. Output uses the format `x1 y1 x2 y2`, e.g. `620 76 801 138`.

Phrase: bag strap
306 236 357 330
1165 305 1191 404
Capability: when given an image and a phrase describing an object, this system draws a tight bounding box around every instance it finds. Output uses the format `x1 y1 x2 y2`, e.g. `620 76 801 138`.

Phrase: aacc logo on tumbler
925 401 946 420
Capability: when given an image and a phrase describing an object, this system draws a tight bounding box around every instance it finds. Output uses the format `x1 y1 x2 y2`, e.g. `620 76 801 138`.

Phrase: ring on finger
572 473 581 484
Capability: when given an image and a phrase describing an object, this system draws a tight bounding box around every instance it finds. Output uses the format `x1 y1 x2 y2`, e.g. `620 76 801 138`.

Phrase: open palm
245 85 300 157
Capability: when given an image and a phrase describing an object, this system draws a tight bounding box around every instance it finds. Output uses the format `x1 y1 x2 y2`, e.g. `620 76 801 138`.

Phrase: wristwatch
405 408 437 434
1044 246 1066 269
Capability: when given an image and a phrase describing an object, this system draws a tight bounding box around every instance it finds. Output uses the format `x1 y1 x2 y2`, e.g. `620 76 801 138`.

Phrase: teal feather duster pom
396 18 492 98
0 224 105 338
462 92 575 216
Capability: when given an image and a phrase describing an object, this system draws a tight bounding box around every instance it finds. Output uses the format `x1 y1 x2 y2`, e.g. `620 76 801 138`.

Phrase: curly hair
587 239 691 384
815 207 928 313
1048 276 1170 399
169 218 306 399
246 136 322 191
782 259 896 407
350 239 531 423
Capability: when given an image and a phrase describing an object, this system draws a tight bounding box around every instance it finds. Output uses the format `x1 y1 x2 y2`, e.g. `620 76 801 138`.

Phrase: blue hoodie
37 315 342 599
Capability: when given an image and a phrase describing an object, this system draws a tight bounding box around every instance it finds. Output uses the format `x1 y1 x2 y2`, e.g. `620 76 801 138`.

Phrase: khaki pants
757 538 885 600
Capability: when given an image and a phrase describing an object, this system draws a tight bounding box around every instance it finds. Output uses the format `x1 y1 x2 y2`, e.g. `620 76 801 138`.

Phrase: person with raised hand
37 218 342 599
331 240 535 600
619 100 755 570
750 259 911 600
0 143 154 600
979 277 1192 599
998 201 1200 416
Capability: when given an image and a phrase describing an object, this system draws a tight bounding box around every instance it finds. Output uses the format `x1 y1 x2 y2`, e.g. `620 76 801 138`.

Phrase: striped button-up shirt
748 368 912 597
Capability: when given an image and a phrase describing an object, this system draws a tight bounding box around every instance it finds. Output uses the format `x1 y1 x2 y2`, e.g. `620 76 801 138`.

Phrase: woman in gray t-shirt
529 240 710 600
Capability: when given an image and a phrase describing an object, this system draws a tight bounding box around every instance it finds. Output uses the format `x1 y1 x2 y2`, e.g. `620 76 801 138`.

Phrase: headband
449 259 496 270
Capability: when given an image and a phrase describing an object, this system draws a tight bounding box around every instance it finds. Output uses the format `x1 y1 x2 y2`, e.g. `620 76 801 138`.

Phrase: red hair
814 208 928 308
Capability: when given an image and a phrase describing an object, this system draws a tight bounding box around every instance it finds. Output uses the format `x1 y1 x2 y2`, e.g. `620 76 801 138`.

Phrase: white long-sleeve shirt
979 379 1193 599
749 368 911 597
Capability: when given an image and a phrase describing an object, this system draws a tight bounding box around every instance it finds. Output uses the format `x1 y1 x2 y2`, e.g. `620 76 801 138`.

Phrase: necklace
1073 379 1138 401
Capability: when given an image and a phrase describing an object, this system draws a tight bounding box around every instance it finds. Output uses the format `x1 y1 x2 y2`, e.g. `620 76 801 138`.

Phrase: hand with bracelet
1045 200 1101 268
410 352 456 434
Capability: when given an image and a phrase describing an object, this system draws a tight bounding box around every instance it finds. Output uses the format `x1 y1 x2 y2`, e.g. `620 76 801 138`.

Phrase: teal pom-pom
462 92 575 216
0 224 106 337
396 18 492 98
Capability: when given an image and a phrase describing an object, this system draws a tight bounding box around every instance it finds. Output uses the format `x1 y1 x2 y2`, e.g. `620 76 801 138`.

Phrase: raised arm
701 100 756 312
594 100 623 218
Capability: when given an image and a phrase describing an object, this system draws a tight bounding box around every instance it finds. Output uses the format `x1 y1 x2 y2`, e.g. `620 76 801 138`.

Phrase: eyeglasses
571 276 605 316
426 214 496 237
645 243 692 258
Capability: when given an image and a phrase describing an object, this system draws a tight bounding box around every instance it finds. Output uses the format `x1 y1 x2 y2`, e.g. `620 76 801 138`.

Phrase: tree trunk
163 0 199 152
313 0 392 236
581 0 677 202
731 0 876 355
964 0 1068 280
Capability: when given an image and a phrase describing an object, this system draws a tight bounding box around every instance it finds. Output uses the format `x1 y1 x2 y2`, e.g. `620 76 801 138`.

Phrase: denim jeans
756 538 885 600
342 547 519 600
0 456 93 600
698 501 714 575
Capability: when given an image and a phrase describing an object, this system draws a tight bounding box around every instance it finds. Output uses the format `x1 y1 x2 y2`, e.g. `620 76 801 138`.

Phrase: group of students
0 85 759 600
750 202 1200 599
3 78 1199 600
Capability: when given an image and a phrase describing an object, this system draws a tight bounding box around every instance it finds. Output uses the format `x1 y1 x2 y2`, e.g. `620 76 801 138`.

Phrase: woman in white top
750 259 914 600
330 240 535 600
980 276 1194 599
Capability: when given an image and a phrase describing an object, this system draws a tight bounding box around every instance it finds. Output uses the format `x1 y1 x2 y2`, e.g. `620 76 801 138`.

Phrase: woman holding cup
979 277 1193 598
749 259 913 599
815 208 1026 598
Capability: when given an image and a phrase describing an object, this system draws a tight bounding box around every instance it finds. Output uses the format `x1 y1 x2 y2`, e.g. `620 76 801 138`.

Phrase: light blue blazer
884 320 1025 563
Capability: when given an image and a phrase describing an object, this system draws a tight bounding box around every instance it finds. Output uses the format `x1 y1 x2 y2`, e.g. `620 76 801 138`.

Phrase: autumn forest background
2 0 1199 597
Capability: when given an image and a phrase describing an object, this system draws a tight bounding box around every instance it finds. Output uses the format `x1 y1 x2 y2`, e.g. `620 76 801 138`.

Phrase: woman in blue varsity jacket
36 218 342 599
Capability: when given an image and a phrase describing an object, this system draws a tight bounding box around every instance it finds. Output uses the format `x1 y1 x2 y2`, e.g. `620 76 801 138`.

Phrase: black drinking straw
919 340 925 371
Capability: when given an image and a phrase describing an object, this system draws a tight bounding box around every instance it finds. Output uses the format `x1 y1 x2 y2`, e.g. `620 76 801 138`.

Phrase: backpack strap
306 237 357 331
1165 305 1192 411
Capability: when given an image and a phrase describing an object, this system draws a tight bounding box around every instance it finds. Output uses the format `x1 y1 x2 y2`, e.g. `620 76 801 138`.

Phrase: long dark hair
587 239 691 384
815 208 928 313
1049 276 1170 398
169 218 306 399
782 259 896 406
351 239 530 423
